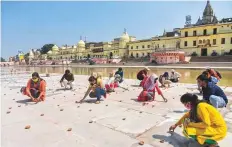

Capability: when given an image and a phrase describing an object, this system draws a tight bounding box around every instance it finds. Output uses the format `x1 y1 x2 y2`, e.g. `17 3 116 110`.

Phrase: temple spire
163 29 166 36
124 28 127 33
203 0 213 16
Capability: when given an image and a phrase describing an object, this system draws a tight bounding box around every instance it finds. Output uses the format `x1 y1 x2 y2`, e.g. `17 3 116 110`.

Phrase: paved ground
1 69 232 147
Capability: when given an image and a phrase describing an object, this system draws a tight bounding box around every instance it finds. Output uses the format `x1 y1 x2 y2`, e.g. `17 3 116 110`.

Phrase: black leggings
30 89 40 98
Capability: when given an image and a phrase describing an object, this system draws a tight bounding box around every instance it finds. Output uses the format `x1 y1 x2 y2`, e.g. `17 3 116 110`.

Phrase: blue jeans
209 95 226 108
89 88 106 101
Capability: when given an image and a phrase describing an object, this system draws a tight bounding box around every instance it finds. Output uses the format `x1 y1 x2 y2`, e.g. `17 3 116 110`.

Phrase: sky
1 1 232 59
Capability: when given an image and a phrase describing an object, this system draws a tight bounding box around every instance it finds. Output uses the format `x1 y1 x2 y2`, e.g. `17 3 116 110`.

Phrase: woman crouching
79 76 106 104
169 93 227 147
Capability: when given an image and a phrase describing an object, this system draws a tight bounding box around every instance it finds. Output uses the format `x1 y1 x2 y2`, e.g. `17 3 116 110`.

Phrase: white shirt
170 72 181 79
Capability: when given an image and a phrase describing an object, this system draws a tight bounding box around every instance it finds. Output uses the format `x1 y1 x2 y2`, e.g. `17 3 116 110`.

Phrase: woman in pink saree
138 74 167 102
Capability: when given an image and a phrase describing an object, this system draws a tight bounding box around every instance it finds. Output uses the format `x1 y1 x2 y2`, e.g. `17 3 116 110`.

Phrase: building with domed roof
45 0 231 60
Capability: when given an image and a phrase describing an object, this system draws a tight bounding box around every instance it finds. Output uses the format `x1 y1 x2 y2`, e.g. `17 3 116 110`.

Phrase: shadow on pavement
152 132 189 147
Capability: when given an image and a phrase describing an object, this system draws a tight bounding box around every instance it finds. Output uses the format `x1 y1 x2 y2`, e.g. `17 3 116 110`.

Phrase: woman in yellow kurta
169 93 227 147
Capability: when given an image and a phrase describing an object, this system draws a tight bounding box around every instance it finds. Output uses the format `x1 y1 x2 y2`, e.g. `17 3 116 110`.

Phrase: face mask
184 103 192 110
32 78 39 83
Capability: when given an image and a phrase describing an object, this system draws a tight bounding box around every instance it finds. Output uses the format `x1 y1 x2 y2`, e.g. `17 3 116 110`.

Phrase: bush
191 52 198 56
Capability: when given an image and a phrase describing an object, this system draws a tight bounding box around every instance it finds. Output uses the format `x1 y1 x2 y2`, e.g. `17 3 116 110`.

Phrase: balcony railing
151 47 181 52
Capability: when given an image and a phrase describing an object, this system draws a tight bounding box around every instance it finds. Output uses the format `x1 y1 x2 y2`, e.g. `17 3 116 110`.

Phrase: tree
24 53 30 64
40 44 55 54
1 57 6 62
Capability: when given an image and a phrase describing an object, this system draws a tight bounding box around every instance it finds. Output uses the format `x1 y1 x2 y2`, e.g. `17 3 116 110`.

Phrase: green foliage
24 53 30 64
1 57 6 62
191 52 198 57
40 44 55 54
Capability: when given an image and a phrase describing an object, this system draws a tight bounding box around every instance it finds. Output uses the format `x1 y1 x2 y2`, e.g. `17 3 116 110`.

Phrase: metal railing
151 47 181 52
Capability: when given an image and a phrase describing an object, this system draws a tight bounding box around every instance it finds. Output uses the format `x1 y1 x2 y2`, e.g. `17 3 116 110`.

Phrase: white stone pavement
1 69 232 147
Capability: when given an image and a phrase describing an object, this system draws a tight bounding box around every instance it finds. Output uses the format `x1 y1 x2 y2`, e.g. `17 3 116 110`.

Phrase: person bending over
169 93 227 147
197 74 228 108
138 74 167 102
79 76 106 104
114 67 124 83
60 69 74 90
170 69 181 83
21 72 46 102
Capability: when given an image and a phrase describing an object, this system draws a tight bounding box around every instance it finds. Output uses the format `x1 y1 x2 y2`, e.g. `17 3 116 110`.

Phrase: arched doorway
87 54 90 59
136 53 139 58
109 52 113 59
130 53 133 58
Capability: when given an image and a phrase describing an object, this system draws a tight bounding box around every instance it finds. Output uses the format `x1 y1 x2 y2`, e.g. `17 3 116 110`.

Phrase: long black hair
180 93 199 107
180 93 206 122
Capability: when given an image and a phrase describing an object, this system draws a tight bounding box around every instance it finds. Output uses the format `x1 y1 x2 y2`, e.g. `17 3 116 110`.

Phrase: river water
4 66 232 87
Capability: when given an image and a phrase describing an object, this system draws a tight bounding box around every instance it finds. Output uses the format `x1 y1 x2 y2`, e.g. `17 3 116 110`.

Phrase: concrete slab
1 68 232 147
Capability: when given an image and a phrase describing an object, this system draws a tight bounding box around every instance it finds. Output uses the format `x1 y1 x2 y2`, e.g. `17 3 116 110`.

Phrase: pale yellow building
46 0 232 59
179 0 232 56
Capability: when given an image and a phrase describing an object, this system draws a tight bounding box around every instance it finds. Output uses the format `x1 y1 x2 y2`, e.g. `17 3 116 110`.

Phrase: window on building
127 45 129 48
185 31 188 37
147 45 150 48
142 45 145 48
231 37 232 44
131 46 133 49
199 40 202 44
213 28 217 34
142 53 144 56
203 39 206 43
184 41 188 47
193 41 196 46
221 38 225 44
203 29 207 35
193 30 197 36
213 39 216 45
157 44 159 48
136 46 138 49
